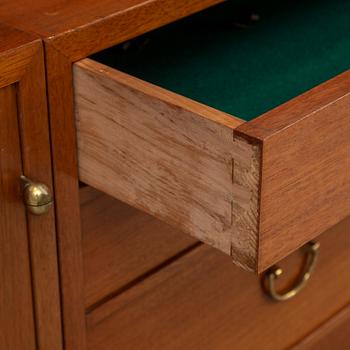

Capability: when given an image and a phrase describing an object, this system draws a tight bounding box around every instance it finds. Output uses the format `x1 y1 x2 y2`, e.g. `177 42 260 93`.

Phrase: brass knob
21 176 54 215
262 241 320 302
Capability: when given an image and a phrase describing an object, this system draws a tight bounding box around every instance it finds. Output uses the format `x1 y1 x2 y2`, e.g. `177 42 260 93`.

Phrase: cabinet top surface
0 0 223 38
0 0 142 36
0 23 37 53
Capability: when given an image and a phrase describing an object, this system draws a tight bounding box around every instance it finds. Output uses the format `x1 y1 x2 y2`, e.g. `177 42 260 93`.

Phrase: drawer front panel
238 71 350 272
86 216 350 350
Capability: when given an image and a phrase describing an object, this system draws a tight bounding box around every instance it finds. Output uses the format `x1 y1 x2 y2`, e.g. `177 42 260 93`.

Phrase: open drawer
73 0 350 273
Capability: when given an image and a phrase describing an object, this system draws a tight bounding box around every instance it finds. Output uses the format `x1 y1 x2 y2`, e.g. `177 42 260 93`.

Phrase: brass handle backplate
21 176 54 215
262 241 320 302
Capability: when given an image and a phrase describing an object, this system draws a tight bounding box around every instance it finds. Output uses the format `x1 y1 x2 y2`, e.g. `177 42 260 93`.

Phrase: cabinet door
0 25 62 350
0 85 37 350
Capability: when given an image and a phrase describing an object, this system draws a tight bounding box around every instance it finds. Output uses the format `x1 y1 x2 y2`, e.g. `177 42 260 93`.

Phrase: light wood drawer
73 0 350 272
81 186 197 309
86 216 350 350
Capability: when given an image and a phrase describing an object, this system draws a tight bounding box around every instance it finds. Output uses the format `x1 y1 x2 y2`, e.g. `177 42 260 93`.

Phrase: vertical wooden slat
45 43 87 350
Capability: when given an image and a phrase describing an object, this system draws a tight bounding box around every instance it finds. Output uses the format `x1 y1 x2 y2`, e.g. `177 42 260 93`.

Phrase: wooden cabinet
0 24 62 350
0 1 350 349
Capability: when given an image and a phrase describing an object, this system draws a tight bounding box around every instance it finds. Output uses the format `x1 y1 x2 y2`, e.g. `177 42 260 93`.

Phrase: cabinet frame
0 24 62 350
0 1 349 348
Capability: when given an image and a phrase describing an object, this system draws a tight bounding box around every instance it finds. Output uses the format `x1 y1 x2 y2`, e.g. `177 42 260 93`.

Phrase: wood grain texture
0 22 35 52
292 303 350 350
0 0 224 58
73 58 240 249
0 84 36 350
74 59 262 271
45 43 87 350
0 3 348 349
81 186 197 309
86 215 350 350
237 70 350 272
15 41 63 350
75 57 350 273
0 35 38 89
2 0 349 275
232 136 261 270
37 5 226 347
0 32 62 350
0 2 226 348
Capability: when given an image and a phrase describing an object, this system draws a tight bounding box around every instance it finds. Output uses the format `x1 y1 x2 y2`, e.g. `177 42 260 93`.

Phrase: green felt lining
92 0 350 121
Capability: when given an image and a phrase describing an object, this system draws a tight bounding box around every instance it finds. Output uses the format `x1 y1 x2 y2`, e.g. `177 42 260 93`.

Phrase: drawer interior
92 0 350 121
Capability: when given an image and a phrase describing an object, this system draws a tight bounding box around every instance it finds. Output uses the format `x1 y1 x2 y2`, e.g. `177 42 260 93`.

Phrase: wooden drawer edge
76 59 243 128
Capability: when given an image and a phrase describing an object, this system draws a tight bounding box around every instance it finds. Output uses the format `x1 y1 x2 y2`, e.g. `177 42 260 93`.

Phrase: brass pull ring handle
263 241 320 302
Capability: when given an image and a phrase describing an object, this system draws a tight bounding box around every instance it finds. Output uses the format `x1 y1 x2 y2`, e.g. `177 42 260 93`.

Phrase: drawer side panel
74 59 258 270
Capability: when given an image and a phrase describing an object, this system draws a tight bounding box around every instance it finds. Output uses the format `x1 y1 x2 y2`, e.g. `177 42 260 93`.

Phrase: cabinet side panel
74 60 235 256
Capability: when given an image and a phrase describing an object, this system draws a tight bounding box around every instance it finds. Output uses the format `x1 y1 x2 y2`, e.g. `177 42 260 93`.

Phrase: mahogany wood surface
0 83 36 350
13 39 63 350
0 3 227 349
237 70 350 272
292 303 350 350
1 2 349 347
45 43 87 350
86 215 350 350
81 186 197 310
1 0 348 274
3 0 348 264
0 0 224 57
0 22 34 52
65 2 350 274
0 27 62 350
